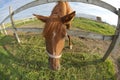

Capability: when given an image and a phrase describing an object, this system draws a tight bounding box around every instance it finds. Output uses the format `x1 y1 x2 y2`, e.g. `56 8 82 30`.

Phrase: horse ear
61 11 75 23
33 14 49 22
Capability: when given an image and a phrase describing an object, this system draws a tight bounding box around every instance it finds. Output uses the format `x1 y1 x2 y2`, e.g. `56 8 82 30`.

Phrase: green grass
0 35 116 80
72 17 115 35
1 17 116 79
15 19 43 28
5 18 43 28
5 17 115 35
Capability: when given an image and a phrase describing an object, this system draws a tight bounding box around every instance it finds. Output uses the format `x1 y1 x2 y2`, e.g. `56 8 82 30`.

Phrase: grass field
0 17 117 80
72 17 115 35
0 34 116 80
5 17 115 35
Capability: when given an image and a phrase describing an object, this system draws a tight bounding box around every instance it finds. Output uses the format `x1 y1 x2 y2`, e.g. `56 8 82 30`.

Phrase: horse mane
51 1 66 17
43 1 72 38
51 1 73 16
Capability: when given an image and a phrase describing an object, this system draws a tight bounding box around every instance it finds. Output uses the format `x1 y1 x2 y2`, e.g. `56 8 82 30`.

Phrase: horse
33 1 75 70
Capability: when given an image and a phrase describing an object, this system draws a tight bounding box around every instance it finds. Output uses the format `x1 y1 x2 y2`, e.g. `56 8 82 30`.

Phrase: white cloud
70 2 118 25
0 0 33 22
102 0 120 9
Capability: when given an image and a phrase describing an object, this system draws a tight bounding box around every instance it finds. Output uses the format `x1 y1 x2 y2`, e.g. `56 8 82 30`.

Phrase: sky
0 0 120 26
0 0 10 8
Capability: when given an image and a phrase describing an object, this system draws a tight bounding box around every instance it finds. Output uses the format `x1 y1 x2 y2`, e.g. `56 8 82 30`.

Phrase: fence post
0 25 4 34
2 23 8 35
102 9 120 61
9 6 21 43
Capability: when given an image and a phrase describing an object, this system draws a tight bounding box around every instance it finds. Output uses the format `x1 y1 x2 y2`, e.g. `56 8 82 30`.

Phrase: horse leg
66 23 71 29
67 35 72 49
66 23 73 49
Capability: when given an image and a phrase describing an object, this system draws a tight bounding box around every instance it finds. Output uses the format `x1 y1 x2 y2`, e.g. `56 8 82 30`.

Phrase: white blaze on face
45 31 63 58
52 31 56 40
65 33 67 37
52 31 56 53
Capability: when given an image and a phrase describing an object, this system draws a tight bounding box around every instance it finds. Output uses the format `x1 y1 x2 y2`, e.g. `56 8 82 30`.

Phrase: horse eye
62 35 66 38
62 33 67 38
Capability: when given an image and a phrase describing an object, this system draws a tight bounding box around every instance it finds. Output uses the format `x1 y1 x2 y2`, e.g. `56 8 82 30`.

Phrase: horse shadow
0 36 49 79
3 45 48 70
0 47 21 79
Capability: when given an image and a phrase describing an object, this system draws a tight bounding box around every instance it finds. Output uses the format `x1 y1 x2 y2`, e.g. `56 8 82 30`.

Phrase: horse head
33 11 75 70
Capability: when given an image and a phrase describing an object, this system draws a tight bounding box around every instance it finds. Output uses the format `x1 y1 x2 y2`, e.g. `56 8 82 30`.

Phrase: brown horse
33 1 75 70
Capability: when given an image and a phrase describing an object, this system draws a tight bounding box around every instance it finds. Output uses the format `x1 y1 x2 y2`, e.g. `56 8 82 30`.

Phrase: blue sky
0 0 120 26
0 0 10 8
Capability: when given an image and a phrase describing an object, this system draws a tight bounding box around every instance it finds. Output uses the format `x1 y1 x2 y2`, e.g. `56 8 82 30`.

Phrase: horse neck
51 1 73 17
51 1 67 17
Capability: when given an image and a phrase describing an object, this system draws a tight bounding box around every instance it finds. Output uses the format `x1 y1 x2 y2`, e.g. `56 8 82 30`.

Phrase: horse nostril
53 65 61 71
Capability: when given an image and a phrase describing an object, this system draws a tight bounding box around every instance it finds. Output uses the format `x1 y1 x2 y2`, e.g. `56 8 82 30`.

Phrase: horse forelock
43 19 66 39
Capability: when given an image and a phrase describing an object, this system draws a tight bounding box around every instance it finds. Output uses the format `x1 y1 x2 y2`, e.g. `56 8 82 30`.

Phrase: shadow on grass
1 41 103 72
0 71 10 80
0 36 103 70
0 35 115 80
3 45 48 70
0 35 15 46
0 44 115 80
0 46 23 79
0 36 47 79
0 45 48 79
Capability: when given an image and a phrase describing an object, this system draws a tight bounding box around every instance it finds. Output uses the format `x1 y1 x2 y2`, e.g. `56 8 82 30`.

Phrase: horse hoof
70 45 72 49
